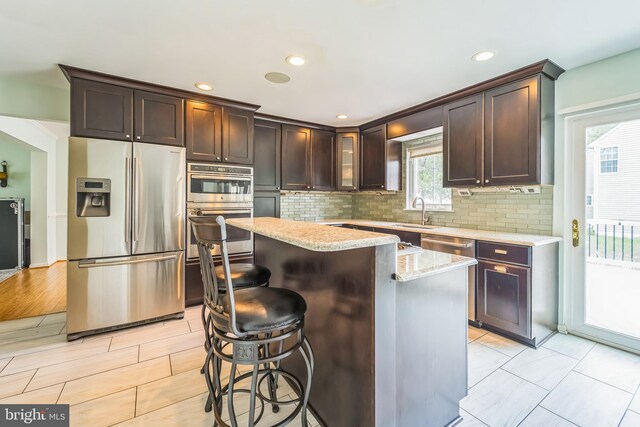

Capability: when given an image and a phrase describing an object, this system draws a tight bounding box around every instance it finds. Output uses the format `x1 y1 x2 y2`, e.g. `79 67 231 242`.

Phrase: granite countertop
395 250 477 282
226 217 399 252
319 219 562 247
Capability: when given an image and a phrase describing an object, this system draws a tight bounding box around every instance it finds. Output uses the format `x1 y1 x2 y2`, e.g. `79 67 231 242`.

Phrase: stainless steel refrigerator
67 137 185 340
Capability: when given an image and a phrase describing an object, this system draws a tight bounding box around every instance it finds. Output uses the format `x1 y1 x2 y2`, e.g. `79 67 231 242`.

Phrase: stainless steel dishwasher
421 233 478 323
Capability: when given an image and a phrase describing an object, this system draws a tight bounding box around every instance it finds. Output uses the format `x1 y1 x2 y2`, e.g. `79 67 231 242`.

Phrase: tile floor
461 326 640 427
0 307 319 427
1 308 640 426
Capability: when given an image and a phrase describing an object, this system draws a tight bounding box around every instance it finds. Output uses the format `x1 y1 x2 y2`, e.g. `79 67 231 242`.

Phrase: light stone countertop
319 219 562 247
226 217 399 252
395 250 477 282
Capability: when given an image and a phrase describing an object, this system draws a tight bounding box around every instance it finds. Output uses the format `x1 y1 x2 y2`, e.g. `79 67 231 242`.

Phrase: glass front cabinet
336 131 359 191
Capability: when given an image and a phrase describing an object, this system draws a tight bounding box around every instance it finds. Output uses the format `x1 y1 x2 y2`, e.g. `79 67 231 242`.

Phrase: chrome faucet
412 196 430 225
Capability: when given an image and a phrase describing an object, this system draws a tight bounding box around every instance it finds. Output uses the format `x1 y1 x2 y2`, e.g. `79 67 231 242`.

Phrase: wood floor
0 261 66 321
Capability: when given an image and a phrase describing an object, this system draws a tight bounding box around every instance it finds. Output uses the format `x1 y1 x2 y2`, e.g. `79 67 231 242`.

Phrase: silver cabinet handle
224 157 228 161
124 157 131 243
136 136 141 140
494 249 508 255
485 179 489 183
216 157 221 160
494 265 508 273
421 237 473 249
276 186 280 190
125 134 131 139
476 180 480 184
78 254 177 268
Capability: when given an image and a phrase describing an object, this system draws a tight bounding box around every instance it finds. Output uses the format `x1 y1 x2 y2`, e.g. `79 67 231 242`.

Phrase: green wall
556 48 640 110
0 134 32 209
0 76 69 122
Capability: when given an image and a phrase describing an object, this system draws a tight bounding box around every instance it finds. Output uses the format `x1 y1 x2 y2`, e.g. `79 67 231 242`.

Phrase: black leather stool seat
215 264 271 290
222 287 307 333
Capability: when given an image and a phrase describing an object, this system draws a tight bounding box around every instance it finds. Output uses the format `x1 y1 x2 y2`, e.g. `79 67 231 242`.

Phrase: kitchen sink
392 223 437 230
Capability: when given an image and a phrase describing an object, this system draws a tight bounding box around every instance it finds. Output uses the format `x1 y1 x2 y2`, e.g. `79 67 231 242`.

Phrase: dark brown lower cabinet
254 192 280 218
477 260 530 338
185 255 254 306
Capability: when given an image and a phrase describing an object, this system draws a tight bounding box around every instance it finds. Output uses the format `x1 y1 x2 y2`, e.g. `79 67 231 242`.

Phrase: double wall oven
186 163 254 305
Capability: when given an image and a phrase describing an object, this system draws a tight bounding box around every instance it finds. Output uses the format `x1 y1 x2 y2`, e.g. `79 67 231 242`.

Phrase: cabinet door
72 79 133 141
477 260 530 338
360 124 387 190
484 76 540 186
442 94 483 187
222 107 254 165
310 129 336 191
254 192 280 218
281 125 311 190
336 132 359 191
254 120 281 191
185 100 222 162
134 90 184 146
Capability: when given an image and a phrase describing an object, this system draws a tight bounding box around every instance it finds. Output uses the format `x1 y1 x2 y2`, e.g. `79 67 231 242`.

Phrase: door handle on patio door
572 219 579 247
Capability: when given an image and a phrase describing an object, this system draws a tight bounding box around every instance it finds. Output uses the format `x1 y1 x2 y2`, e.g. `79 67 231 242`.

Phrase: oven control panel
188 163 252 175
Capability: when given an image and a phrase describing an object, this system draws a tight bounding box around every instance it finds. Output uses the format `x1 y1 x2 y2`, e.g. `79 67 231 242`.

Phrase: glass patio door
567 103 640 352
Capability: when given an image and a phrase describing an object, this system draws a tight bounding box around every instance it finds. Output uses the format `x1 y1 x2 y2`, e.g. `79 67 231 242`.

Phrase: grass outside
585 228 640 262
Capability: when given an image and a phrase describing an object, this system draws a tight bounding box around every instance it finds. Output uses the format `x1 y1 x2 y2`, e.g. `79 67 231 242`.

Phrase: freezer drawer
67 251 184 338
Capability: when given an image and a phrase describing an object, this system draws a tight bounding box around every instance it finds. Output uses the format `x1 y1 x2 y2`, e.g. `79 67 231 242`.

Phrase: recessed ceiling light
286 55 306 66
337 114 348 119
195 82 213 91
265 72 291 84
472 51 495 62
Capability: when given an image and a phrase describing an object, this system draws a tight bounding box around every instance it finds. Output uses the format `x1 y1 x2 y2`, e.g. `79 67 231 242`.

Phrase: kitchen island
227 217 476 427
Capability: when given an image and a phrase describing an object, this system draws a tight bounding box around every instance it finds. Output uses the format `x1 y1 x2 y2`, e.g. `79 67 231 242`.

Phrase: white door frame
562 101 640 353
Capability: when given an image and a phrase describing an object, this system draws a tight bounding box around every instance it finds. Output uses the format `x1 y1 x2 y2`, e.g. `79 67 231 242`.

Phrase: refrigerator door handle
124 157 131 243
78 253 177 268
133 157 141 243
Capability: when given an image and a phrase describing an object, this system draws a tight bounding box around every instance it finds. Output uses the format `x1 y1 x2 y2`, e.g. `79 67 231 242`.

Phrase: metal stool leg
227 361 238 427
299 336 314 426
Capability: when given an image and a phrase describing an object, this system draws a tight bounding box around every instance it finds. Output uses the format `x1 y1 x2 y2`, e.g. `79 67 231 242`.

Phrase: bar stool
190 216 314 427
198 255 271 374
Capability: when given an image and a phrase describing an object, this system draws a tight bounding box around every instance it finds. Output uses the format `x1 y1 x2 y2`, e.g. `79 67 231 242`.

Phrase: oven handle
189 210 253 216
189 174 252 182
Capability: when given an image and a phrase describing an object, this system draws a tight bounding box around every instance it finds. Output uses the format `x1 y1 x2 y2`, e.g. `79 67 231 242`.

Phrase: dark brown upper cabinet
442 94 484 187
254 119 281 191
281 125 311 190
72 79 133 141
484 76 547 186
336 131 359 191
443 74 554 187
254 192 281 218
186 103 255 165
185 100 222 162
359 124 401 191
222 107 254 165
281 125 336 191
310 129 335 191
134 90 184 146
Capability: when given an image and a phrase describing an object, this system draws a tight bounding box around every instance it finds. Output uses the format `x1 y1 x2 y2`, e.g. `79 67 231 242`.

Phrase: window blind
407 142 442 159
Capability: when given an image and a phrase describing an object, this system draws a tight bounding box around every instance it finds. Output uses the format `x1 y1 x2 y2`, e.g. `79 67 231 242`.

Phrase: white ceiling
1 0 640 126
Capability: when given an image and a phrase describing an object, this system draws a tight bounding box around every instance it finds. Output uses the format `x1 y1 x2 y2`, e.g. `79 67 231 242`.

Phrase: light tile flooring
0 307 319 427
1 309 640 426
462 326 640 427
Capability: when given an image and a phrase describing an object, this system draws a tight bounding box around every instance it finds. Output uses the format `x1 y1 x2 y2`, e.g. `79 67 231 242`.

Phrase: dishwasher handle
421 237 474 249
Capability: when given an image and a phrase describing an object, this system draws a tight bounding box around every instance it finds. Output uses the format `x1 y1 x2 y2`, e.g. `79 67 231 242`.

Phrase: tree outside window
407 143 452 210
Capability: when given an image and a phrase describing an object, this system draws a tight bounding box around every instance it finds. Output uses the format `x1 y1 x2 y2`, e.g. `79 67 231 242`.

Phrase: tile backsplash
280 187 553 235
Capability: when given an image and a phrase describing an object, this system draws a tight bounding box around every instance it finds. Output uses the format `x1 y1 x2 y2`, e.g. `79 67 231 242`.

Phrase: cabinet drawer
477 241 530 266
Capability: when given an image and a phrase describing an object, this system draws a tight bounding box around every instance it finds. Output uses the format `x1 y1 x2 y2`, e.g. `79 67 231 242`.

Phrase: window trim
405 143 453 212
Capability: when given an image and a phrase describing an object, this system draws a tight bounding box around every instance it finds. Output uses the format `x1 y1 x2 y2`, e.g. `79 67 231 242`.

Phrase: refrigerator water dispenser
76 178 111 217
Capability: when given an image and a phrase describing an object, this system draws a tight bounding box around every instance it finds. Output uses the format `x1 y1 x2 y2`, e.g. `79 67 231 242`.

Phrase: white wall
0 134 32 209
554 47 640 329
0 116 67 267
